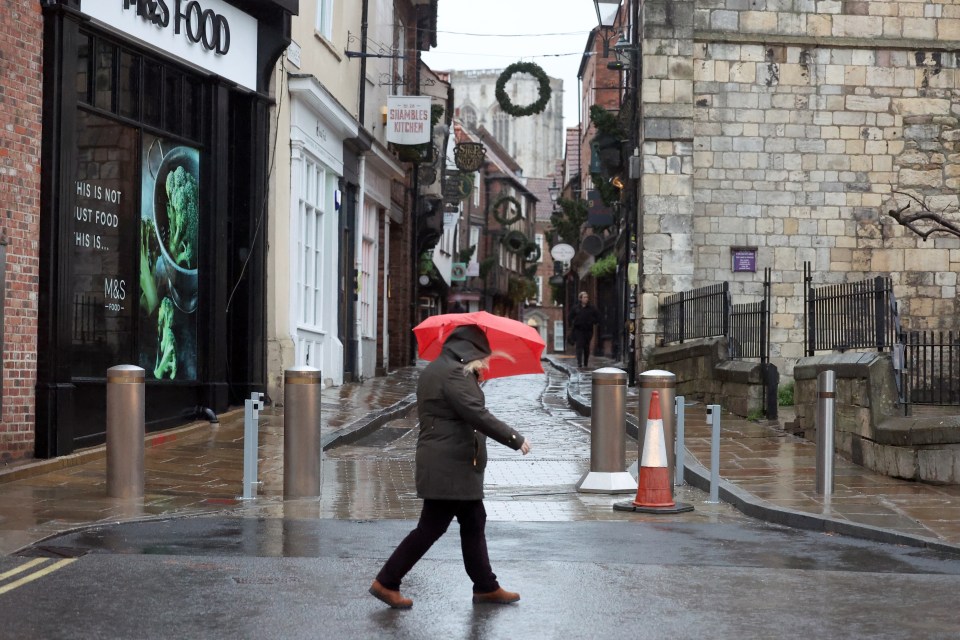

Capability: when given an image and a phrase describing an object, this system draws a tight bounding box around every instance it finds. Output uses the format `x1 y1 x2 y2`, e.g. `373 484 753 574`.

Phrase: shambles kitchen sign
386 96 432 145
80 0 257 91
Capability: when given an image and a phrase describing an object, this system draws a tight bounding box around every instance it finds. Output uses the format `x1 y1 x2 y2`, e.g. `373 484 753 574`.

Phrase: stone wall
794 352 960 484
638 1 960 380
648 337 767 416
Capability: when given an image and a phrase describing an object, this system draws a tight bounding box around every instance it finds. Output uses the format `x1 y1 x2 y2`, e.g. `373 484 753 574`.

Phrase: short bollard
629 370 676 484
675 396 686 486
284 367 322 499
815 370 836 497
242 392 265 500
576 367 637 494
106 365 145 499
706 404 721 504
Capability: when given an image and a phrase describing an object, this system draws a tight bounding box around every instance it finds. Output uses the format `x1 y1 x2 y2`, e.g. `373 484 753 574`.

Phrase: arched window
491 106 510 151
461 105 478 130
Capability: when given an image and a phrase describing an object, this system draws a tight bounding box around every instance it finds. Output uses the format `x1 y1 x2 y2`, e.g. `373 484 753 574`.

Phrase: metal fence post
242 392 265 500
284 367 322 499
576 367 637 493
815 370 836 497
106 365 145 499
674 395 685 486
706 403 721 504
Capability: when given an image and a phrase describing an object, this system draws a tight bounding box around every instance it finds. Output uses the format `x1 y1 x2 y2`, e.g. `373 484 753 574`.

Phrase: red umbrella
413 311 546 380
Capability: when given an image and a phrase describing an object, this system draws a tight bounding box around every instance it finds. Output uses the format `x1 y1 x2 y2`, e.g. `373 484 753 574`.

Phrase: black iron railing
804 262 899 356
660 282 730 345
901 330 960 412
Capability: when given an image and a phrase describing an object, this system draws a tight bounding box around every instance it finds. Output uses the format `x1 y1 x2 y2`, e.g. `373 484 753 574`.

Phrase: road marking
0 558 48 581
0 559 76 595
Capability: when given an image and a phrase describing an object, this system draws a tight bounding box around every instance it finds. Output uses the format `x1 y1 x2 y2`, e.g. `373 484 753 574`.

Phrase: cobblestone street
320 367 744 523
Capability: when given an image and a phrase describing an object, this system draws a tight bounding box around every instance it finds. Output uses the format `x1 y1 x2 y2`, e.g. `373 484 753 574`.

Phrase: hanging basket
454 142 486 172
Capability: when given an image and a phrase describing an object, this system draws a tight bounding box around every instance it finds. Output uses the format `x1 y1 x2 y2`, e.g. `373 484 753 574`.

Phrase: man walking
569 291 600 368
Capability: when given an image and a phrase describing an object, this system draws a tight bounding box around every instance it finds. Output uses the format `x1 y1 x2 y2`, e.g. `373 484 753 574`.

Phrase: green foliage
747 408 763 422
479 256 496 279
590 172 622 211
139 218 159 316
778 382 795 407
507 276 537 303
395 106 445 163
549 197 588 247
458 245 476 264
154 297 177 380
589 104 625 139
489 193 523 225
589 253 617 278
549 282 564 305
495 61 552 117
165 166 199 269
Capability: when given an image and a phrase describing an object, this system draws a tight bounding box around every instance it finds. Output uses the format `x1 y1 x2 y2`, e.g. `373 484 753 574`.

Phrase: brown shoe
369 580 413 609
472 587 520 604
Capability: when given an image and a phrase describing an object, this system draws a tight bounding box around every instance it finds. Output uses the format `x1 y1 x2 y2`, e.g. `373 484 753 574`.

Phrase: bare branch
886 190 960 240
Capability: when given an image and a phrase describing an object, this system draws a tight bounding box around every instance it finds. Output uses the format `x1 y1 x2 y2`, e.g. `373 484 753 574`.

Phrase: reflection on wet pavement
321 368 745 524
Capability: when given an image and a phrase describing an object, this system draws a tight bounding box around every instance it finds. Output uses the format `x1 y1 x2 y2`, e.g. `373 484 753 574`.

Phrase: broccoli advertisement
138 135 199 381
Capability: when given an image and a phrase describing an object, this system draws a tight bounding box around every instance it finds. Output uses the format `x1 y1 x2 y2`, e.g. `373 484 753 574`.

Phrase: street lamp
548 178 560 212
593 0 620 29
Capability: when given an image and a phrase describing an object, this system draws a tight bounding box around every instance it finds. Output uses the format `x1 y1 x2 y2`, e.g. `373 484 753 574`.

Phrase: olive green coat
415 333 525 501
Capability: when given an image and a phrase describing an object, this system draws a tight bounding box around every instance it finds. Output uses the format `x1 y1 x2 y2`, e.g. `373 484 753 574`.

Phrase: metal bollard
242 392 265 500
630 370 676 484
675 396 685 486
815 370 836 497
283 367 322 499
706 404 721 504
106 365 145 499
576 367 637 494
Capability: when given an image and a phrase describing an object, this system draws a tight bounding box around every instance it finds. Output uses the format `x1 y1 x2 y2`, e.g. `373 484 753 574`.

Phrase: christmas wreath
495 62 552 118
501 229 529 254
489 193 523 226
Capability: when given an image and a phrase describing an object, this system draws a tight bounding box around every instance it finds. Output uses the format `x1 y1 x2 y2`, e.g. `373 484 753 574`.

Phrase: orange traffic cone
614 390 693 514
632 392 674 507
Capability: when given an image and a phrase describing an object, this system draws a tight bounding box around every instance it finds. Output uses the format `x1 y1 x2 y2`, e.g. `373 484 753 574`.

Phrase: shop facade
36 0 296 458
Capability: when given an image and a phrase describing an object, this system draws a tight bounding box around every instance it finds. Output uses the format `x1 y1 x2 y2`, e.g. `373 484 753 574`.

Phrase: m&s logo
122 0 231 55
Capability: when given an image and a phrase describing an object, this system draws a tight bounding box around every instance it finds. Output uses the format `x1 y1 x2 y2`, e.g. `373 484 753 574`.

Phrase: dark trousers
574 330 592 367
376 499 499 594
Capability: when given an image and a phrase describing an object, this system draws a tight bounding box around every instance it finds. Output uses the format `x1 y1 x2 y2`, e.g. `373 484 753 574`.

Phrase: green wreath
501 229 529 254
495 62 552 117
489 193 523 226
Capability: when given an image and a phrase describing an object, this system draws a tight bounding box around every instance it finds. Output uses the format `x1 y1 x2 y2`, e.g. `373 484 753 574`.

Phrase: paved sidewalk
1 355 959 557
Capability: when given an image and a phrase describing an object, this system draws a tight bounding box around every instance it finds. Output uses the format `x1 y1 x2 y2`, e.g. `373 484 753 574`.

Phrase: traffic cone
632 392 674 507
614 390 693 514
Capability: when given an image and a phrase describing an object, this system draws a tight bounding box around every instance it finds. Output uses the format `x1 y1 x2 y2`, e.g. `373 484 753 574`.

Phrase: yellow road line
0 558 49 581
0 559 76 595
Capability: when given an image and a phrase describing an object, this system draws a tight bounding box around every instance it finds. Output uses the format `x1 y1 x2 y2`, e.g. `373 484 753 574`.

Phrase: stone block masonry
0 1 43 461
637 0 960 380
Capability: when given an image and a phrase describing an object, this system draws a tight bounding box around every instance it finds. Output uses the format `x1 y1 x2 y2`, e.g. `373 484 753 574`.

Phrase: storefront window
71 111 138 377
143 60 163 128
118 50 140 121
77 33 90 104
94 39 114 112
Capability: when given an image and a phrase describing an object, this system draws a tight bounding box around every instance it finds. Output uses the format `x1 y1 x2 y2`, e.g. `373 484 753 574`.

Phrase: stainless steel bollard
815 370 836 497
242 392 265 500
283 367 322 499
675 396 685 486
706 404 721 504
106 365 145 499
576 368 637 494
630 370 677 483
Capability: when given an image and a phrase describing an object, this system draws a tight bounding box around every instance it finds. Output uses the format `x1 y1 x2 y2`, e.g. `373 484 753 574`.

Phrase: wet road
7 370 960 638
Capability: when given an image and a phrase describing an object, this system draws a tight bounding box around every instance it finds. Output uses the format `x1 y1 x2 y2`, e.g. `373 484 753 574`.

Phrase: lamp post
548 178 560 212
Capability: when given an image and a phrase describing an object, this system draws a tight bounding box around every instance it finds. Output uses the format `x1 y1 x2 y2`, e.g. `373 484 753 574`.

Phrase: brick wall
0 1 43 461
639 1 960 378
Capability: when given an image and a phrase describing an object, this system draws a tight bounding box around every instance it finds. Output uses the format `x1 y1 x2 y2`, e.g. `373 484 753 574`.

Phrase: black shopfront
37 0 297 457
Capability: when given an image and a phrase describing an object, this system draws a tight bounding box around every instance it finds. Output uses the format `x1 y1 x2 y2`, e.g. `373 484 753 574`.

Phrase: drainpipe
358 0 369 127
356 156 366 381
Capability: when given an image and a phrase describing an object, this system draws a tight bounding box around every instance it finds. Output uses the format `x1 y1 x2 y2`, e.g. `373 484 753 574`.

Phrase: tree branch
886 190 960 240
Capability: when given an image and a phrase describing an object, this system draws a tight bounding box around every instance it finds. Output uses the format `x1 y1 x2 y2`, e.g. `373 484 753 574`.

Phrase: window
535 276 543 305
534 233 544 262
360 202 379 338
298 159 327 330
461 105 478 130
316 0 334 41
492 106 510 150
473 172 480 207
